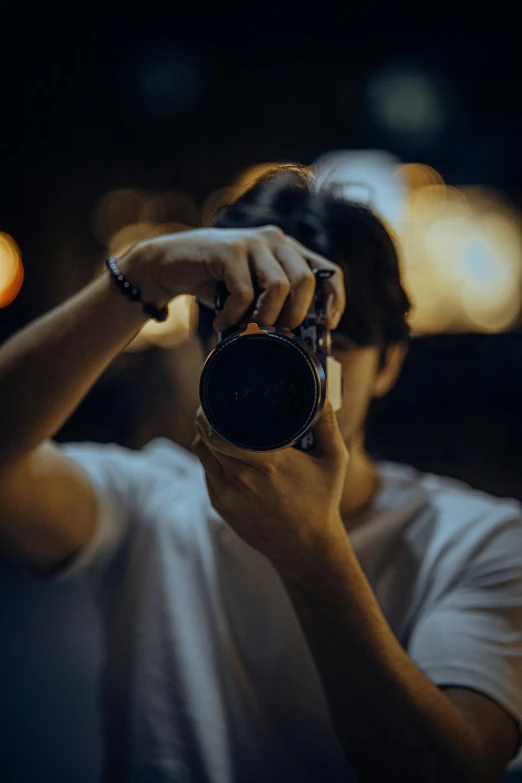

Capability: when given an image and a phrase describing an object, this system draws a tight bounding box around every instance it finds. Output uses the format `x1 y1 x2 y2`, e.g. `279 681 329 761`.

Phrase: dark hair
197 164 411 348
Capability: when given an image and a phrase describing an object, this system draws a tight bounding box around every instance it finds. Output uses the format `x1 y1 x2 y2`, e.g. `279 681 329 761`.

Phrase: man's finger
322 267 346 330
247 242 291 327
214 244 255 331
286 237 333 269
310 396 349 463
287 237 345 329
273 241 317 329
194 410 276 468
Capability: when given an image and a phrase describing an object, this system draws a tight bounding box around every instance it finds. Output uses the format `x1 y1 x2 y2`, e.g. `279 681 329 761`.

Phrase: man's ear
372 342 408 399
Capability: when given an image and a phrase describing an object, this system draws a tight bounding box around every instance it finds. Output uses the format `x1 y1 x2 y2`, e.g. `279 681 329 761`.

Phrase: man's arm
278 529 519 783
0 254 163 568
0 257 159 471
0 225 336 569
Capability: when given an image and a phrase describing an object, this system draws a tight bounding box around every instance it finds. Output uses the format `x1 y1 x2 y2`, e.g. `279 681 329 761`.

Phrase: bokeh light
91 189 151 245
107 222 166 259
397 163 444 191
141 191 199 226
91 189 199 246
126 295 199 352
365 65 448 146
314 150 407 231
400 181 522 335
0 233 24 308
312 150 522 336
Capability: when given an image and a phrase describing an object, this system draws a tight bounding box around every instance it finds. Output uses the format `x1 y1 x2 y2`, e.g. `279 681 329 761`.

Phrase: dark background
7 12 522 497
1 9 522 781
4 14 522 498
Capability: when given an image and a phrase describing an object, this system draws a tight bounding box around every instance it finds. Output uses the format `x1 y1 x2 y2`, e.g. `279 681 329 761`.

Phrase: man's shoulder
419 468 520 527
379 461 522 545
60 437 202 490
375 463 522 606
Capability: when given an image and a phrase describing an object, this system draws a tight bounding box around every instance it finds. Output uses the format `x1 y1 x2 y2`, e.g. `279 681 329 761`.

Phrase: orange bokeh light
0 233 24 308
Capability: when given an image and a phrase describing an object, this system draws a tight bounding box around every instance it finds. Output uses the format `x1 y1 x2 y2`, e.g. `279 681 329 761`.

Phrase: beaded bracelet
106 257 168 322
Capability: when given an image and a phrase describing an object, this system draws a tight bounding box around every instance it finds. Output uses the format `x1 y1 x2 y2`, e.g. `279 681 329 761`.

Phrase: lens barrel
199 329 324 451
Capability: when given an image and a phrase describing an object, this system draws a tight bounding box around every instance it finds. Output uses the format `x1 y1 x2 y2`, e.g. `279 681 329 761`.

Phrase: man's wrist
118 244 171 311
274 518 350 586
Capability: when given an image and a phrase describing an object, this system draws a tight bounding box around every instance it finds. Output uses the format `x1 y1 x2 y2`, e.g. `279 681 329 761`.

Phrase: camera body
199 268 343 452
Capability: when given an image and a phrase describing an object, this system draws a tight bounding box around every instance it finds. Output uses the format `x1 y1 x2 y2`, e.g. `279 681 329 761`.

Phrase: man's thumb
311 396 348 462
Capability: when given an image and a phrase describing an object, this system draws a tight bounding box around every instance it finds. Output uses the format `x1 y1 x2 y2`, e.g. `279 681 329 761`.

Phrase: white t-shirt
57 438 522 783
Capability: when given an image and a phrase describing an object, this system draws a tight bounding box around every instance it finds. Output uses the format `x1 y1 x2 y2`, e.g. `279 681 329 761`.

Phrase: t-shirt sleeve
45 441 149 585
407 516 522 739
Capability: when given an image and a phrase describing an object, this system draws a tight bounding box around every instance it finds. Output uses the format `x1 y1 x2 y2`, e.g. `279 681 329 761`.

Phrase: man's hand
121 225 345 331
191 396 349 568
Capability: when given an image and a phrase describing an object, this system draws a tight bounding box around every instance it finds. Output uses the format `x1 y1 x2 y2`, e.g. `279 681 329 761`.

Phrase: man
0 169 520 782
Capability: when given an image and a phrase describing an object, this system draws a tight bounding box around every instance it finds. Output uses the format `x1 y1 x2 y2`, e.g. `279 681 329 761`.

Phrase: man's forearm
278 529 487 783
0 253 162 468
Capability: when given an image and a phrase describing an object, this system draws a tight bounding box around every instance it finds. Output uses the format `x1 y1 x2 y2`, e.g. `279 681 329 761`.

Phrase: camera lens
200 333 321 450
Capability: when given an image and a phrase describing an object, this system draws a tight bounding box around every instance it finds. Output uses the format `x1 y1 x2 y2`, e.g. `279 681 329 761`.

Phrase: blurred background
1 10 522 781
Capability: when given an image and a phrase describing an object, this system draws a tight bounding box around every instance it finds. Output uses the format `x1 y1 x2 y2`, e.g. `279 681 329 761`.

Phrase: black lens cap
200 333 320 450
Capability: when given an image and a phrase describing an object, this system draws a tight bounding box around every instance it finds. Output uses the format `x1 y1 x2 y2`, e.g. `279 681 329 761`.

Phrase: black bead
106 256 167 322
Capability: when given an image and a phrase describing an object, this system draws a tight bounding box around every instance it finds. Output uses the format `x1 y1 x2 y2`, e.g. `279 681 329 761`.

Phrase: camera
199 268 343 452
